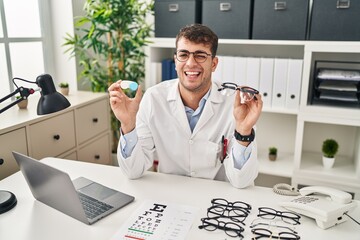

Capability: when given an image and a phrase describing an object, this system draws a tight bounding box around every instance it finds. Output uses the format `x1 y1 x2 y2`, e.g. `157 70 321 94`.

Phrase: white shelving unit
145 38 360 199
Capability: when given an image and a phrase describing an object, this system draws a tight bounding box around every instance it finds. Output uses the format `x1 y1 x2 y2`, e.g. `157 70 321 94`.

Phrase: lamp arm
0 87 35 114
0 87 20 103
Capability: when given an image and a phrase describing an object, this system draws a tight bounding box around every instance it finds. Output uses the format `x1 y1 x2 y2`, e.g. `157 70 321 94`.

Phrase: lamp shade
36 74 71 115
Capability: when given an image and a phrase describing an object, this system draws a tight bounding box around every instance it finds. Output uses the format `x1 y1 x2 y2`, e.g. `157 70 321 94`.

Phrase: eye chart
110 200 198 240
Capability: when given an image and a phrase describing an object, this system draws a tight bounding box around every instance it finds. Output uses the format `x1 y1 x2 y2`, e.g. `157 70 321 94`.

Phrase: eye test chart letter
110 200 198 240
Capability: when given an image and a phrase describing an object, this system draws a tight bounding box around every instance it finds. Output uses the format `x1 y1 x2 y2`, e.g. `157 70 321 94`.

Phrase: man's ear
211 56 218 72
174 55 177 65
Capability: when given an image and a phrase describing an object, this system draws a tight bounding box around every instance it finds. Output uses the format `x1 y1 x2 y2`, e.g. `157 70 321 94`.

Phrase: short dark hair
175 24 218 57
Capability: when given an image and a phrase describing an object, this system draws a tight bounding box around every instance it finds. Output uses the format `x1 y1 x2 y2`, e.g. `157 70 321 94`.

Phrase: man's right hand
108 80 142 134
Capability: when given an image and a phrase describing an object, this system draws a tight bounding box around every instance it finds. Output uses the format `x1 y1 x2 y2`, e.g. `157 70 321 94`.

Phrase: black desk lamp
0 74 71 214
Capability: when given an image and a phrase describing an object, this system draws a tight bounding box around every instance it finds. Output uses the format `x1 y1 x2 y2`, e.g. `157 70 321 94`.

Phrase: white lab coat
117 79 259 188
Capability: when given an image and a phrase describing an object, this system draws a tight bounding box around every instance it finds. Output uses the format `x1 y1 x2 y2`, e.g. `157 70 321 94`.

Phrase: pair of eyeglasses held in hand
218 82 259 102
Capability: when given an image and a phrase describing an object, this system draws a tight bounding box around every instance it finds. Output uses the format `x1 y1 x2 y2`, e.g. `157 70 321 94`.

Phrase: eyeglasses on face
207 205 248 224
174 50 213 63
251 227 300 240
211 198 252 213
218 82 259 102
198 217 244 238
257 207 301 225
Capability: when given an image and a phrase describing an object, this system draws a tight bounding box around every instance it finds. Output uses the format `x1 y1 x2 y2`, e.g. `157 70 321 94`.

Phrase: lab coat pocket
191 140 221 169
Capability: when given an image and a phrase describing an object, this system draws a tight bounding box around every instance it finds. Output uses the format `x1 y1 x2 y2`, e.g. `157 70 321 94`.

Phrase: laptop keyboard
78 192 113 219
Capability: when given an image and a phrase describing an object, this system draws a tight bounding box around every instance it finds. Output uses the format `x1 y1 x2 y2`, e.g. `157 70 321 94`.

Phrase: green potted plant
59 82 69 96
268 147 277 161
322 139 339 169
63 0 154 152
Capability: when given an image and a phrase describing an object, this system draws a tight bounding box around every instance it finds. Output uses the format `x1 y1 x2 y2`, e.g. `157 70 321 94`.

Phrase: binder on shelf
234 56 247 86
259 58 274 108
272 58 289 108
221 56 236 83
246 57 260 90
286 59 303 110
161 59 173 81
150 62 162 88
213 55 224 82
170 61 177 79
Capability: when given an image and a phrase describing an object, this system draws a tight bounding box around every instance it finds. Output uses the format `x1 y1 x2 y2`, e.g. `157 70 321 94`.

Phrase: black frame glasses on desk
207 205 248 224
250 218 300 240
257 207 301 225
218 82 259 102
199 217 244 238
199 198 252 238
250 218 298 234
211 198 252 213
251 227 301 240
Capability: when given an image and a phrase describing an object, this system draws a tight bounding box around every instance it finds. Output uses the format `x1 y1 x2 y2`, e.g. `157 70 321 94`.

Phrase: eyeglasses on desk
257 207 301 225
199 198 252 238
199 216 244 238
211 198 252 213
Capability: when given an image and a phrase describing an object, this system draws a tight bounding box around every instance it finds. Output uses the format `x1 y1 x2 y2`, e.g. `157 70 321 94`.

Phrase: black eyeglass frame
251 227 300 240
211 198 252 213
198 217 244 238
174 50 214 63
207 205 248 224
250 221 298 234
218 82 259 96
257 207 301 225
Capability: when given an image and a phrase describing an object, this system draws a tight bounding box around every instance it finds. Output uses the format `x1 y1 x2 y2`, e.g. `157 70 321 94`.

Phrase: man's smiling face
174 37 218 94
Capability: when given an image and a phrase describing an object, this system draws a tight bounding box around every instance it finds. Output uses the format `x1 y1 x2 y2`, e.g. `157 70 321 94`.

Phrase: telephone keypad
292 196 319 204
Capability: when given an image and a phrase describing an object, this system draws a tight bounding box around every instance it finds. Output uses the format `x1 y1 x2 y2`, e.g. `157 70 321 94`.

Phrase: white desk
0 158 359 240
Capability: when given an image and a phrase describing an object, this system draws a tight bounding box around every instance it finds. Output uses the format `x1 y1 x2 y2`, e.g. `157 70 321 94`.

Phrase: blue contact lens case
120 80 138 91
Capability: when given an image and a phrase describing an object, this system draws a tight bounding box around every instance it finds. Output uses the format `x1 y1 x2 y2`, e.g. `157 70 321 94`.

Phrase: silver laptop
12 151 134 225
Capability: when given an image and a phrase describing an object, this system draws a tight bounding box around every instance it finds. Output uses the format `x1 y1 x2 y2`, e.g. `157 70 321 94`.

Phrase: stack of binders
213 56 303 110
312 68 360 108
161 58 177 81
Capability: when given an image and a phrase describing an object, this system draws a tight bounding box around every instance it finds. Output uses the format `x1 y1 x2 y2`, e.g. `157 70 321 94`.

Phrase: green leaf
63 0 154 151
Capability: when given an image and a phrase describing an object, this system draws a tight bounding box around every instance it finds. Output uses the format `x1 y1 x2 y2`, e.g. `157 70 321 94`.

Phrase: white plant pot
322 156 335 169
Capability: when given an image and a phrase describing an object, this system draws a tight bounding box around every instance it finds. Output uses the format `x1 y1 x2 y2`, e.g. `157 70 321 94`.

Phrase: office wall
49 0 77 91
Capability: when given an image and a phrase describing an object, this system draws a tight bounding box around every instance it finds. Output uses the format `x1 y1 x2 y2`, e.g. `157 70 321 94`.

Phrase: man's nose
186 53 198 65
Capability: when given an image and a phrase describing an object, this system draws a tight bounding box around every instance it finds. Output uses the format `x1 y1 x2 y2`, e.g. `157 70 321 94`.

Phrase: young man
108 24 263 188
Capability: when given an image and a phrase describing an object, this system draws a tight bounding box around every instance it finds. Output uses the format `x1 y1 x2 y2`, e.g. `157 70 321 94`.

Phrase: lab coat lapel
167 81 192 136
192 82 223 136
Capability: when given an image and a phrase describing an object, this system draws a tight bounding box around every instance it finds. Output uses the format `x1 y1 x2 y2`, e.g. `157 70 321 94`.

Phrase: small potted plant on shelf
16 96 28 109
59 82 69 96
322 139 339 169
268 147 277 161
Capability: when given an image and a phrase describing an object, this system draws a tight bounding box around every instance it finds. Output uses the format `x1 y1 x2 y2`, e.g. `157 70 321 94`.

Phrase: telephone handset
280 186 357 229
